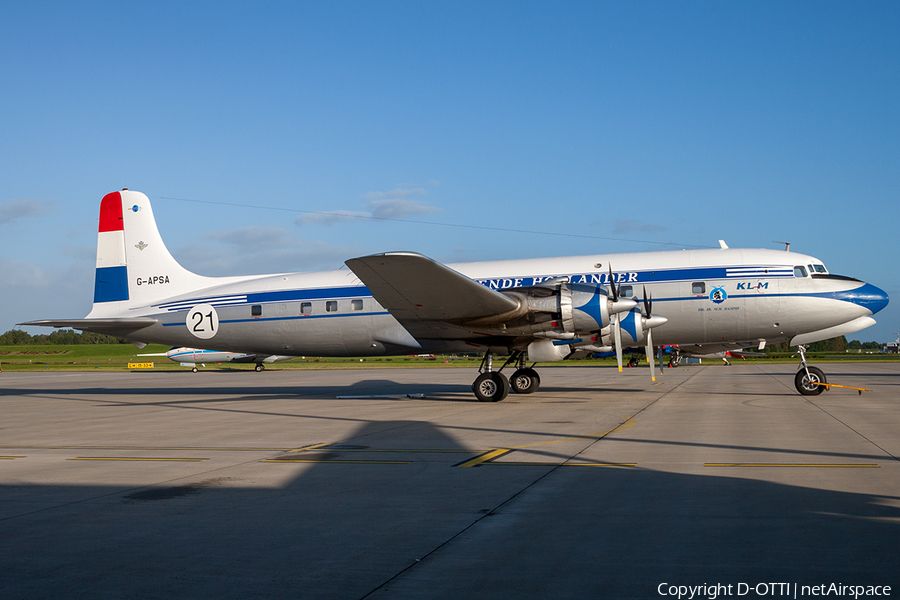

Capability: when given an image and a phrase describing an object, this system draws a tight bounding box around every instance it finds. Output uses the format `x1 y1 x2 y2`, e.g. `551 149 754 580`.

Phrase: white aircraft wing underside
20 318 158 336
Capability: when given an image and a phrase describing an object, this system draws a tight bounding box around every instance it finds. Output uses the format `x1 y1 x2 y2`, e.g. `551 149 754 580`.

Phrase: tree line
763 336 885 354
0 329 127 345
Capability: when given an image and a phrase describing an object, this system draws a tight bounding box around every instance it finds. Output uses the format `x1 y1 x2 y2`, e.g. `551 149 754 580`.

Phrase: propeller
606 266 636 372
641 285 668 382
608 266 623 372
643 286 656 382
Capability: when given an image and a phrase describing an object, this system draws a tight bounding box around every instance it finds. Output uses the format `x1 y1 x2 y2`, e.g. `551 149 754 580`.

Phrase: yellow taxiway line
456 418 638 467
705 463 879 468
484 461 637 467
68 457 209 462
455 448 514 468
260 459 411 464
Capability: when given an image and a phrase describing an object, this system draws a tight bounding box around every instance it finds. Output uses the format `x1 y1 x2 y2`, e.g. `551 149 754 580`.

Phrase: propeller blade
608 266 618 302
642 285 652 318
646 327 656 382
613 313 623 372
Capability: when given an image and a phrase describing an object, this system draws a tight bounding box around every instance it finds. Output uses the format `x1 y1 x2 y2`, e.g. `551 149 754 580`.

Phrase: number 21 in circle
186 304 219 340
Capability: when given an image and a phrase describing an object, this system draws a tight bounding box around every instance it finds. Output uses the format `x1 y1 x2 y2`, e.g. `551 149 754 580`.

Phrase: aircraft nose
840 282 890 315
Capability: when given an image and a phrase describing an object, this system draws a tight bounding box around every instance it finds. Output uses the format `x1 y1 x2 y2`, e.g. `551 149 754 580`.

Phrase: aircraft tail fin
87 189 213 317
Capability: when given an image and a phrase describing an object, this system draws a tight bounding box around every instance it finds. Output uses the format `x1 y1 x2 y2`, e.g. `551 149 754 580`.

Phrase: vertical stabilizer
88 190 214 316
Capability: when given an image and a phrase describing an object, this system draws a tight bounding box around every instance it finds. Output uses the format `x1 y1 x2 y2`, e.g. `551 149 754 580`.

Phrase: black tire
509 368 540 394
795 366 826 396
629 356 640 368
472 372 510 402
255 364 265 372
668 359 679 368
191 367 198 373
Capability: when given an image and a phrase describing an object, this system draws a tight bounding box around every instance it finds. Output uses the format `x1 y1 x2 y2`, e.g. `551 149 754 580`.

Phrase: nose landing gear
794 345 826 396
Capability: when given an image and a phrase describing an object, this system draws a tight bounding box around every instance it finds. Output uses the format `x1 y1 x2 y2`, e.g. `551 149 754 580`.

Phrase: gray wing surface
345 252 520 333
18 318 158 337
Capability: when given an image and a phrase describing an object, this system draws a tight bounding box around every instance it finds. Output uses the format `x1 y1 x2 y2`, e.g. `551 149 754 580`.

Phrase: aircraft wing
18 318 158 336
345 252 520 324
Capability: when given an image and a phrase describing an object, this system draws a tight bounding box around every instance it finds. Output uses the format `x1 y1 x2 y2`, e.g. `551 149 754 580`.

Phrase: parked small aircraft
138 347 295 372
22 190 889 401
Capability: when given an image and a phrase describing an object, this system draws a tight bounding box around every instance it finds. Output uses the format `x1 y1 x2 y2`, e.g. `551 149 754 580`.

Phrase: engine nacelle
492 283 612 334
569 283 612 333
463 282 634 341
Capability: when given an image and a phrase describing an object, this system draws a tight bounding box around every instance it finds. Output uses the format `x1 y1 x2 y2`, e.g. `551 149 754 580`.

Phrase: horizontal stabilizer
346 252 520 323
18 318 158 336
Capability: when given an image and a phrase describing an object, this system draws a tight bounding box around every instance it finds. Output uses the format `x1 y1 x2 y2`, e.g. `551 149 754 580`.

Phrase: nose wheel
794 345 826 396
795 366 826 395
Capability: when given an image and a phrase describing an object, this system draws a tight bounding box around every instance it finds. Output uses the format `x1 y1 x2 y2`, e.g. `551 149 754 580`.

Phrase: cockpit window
794 266 808 277
812 264 827 273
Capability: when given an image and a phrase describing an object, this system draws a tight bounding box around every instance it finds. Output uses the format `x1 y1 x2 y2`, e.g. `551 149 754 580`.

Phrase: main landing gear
794 345 826 396
472 351 541 402
255 363 265 372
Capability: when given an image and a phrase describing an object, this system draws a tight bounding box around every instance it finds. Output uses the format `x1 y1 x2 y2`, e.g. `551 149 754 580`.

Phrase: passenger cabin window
326 300 338 312
251 304 262 316
300 302 312 314
351 299 363 311
692 282 706 295
794 266 808 277
619 285 633 298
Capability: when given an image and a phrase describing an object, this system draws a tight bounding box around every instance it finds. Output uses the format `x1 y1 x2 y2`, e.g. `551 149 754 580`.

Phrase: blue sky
2 1 898 342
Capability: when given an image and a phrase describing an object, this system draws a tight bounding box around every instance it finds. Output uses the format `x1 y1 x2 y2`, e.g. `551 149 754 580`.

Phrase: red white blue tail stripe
94 191 129 303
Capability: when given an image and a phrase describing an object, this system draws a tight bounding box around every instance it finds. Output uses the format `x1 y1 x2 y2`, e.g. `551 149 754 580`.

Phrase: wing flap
346 252 520 323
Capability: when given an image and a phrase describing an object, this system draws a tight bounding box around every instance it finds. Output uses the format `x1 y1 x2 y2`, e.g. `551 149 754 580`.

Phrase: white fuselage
99 247 884 358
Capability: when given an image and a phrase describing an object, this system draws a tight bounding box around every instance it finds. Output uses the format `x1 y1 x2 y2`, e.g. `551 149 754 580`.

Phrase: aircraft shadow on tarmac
0 379 646 402
1 418 899 600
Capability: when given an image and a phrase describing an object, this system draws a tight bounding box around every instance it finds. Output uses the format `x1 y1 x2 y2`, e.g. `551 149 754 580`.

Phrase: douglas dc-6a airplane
22 189 889 401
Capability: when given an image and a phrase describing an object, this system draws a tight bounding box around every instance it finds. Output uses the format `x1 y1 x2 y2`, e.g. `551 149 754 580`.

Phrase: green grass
0 344 896 373
0 344 485 372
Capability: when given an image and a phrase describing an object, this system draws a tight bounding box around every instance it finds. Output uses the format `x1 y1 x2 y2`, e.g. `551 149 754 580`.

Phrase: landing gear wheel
255 364 265 372
472 372 510 402
795 366 826 396
629 356 640 368
668 359 679 368
191 367 198 373
509 368 540 394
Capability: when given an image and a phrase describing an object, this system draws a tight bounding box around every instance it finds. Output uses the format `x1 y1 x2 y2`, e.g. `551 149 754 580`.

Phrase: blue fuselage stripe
161 311 392 326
